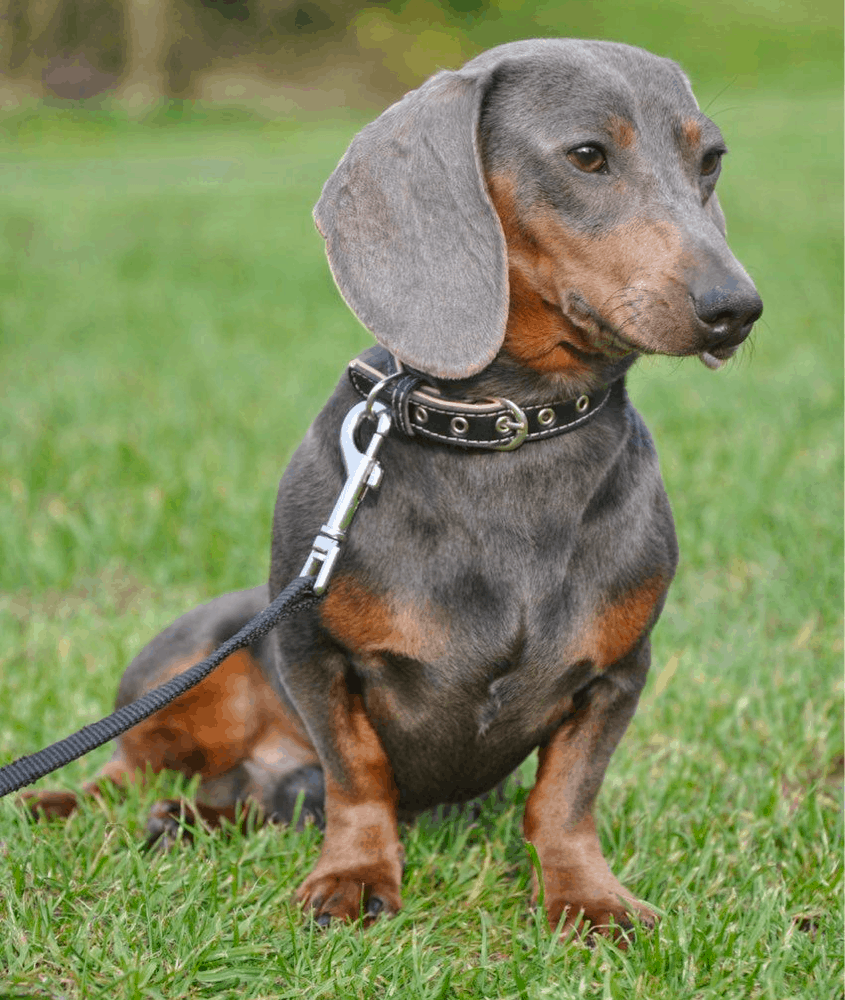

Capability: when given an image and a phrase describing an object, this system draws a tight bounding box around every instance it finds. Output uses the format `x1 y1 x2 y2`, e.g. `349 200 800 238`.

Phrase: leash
0 360 611 798
0 395 394 798
0 576 320 798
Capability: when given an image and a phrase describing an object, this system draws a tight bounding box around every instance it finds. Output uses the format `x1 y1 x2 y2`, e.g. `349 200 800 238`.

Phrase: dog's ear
314 70 508 379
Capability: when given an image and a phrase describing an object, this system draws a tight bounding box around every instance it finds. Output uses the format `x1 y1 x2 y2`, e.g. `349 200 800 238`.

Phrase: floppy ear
314 69 509 380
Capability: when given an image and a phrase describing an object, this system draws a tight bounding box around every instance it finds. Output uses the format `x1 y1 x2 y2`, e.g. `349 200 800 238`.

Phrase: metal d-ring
491 398 528 451
365 370 405 417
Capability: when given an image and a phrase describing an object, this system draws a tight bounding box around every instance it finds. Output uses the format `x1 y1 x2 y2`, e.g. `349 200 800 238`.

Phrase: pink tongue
699 352 724 370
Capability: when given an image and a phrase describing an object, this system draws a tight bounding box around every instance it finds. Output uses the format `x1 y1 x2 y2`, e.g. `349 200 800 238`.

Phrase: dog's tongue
698 351 725 370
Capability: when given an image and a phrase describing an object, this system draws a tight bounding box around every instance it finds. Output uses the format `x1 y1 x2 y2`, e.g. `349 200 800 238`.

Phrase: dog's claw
143 800 196 852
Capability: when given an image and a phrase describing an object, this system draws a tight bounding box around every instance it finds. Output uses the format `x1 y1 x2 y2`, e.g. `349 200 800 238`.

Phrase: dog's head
315 39 762 387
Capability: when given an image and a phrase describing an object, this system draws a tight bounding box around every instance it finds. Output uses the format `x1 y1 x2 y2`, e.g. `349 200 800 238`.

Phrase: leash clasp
301 400 392 595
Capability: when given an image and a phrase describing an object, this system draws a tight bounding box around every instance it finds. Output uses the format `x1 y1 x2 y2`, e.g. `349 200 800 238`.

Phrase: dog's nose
693 282 763 346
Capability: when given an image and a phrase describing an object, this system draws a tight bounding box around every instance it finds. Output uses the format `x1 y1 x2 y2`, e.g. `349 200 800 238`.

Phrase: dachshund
23 38 762 939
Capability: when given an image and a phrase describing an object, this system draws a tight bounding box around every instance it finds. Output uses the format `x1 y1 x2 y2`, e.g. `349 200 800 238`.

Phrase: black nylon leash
0 575 320 798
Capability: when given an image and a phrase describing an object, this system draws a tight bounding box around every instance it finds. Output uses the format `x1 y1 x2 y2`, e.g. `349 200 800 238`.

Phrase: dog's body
25 39 761 937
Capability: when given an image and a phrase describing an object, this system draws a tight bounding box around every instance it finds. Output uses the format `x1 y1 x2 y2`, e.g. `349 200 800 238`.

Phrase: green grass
0 78 842 999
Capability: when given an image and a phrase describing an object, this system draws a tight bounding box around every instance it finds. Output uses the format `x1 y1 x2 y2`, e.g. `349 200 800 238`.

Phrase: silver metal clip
301 399 392 595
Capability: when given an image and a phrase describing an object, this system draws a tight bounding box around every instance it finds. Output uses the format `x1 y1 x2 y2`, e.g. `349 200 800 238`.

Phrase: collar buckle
491 398 528 451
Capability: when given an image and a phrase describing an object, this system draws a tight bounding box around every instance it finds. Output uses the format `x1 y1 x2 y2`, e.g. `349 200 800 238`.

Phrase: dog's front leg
296 668 403 925
524 643 656 940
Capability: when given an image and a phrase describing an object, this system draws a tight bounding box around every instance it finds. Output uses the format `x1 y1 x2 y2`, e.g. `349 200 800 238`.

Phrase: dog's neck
418 350 638 407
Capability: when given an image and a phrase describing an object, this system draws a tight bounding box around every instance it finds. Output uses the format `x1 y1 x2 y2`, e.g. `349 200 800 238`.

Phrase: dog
23 38 762 938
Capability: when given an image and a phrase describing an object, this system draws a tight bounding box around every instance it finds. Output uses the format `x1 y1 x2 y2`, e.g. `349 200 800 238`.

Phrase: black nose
694 282 763 346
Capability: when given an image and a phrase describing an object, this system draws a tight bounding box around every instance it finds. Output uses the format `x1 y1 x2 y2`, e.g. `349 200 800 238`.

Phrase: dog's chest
320 551 664 810
321 476 669 744
323 545 657 707
275 393 676 807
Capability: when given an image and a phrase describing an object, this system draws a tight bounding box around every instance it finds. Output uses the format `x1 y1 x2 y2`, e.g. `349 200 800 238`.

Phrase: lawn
0 65 841 1000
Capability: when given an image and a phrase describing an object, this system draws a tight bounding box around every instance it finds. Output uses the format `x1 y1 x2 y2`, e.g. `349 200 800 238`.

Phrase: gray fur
314 66 509 378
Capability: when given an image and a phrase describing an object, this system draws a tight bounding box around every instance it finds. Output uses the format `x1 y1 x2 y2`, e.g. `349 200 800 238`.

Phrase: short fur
24 39 762 939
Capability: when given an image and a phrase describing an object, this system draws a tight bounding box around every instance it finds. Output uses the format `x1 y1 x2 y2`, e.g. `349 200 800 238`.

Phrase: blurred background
0 0 840 115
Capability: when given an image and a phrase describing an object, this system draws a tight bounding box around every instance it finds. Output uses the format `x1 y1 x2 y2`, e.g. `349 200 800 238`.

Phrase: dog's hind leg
22 587 321 837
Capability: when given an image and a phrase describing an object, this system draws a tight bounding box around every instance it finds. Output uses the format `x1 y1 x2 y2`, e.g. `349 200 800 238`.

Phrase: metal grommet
537 407 556 427
576 395 590 413
495 414 513 435
450 416 469 436
414 406 429 425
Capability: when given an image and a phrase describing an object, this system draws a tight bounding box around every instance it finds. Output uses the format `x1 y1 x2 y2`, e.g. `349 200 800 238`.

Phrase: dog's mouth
561 296 640 360
698 344 739 370
699 350 725 370
560 292 747 371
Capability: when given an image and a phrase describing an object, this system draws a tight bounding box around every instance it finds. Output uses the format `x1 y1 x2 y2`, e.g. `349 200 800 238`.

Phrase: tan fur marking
680 118 701 147
120 648 314 780
90 757 137 788
22 789 81 819
325 675 398 806
607 115 636 149
575 575 666 669
320 576 445 660
524 719 657 938
487 173 694 373
488 174 591 377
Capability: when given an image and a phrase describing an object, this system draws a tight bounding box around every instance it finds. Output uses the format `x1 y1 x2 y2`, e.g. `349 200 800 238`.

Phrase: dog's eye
700 149 724 177
567 145 607 174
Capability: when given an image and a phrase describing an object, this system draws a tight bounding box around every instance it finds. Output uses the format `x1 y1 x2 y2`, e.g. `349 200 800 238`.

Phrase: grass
0 78 842 999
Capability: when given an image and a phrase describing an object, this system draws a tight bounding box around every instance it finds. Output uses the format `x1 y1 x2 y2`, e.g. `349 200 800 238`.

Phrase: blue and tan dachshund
24 39 762 939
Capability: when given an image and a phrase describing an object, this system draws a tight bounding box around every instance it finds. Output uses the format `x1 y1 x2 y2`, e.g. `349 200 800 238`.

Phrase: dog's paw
20 789 80 820
144 799 198 852
543 889 658 947
269 764 325 830
298 869 402 927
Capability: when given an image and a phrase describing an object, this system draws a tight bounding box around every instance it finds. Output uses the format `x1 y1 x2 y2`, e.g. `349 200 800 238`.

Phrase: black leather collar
348 358 613 451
